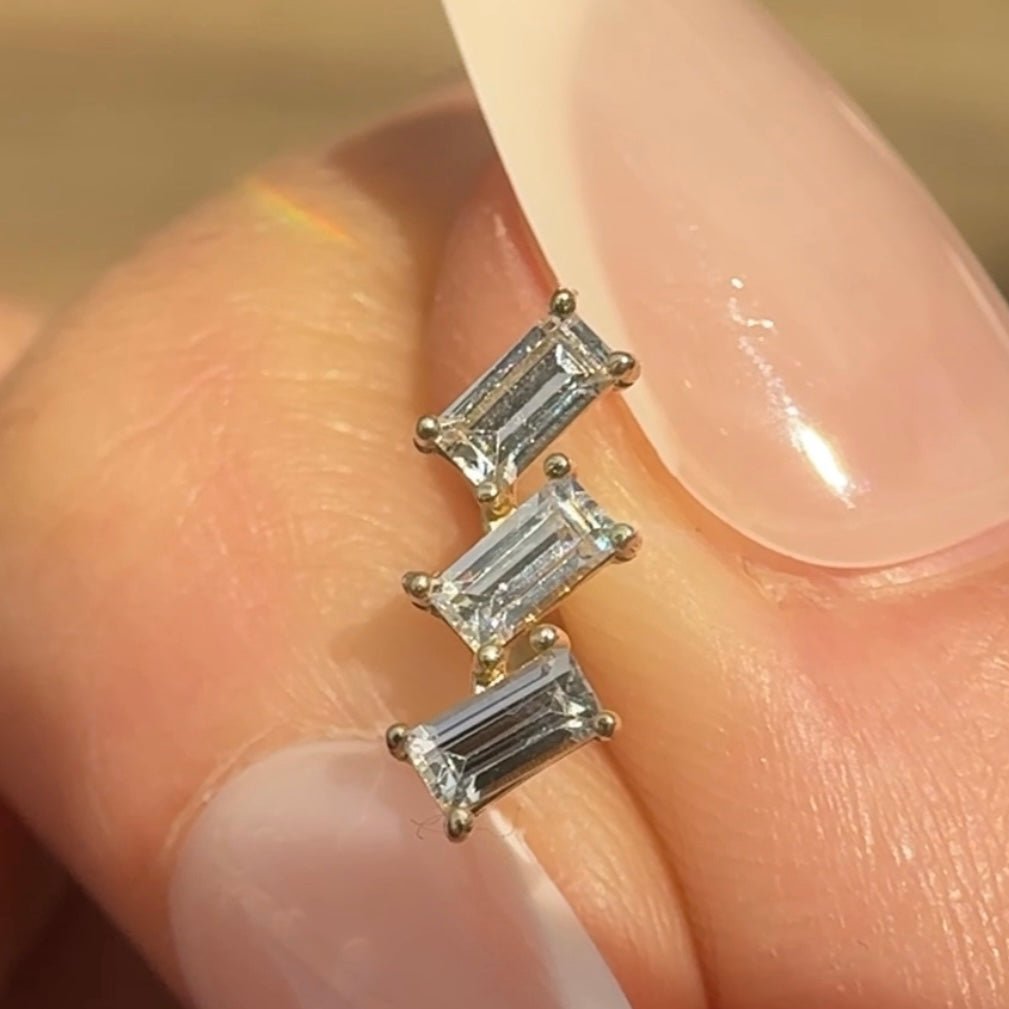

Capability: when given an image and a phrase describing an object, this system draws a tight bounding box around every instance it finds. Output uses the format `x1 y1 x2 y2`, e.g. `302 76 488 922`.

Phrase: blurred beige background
1 1 1007 307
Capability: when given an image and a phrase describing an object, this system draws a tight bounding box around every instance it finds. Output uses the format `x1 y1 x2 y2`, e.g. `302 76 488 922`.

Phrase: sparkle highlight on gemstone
404 647 603 813
429 316 613 491
429 474 621 649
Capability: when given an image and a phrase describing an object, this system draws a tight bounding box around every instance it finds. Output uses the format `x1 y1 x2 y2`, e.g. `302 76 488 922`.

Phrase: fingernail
442 0 1009 567
169 739 630 1009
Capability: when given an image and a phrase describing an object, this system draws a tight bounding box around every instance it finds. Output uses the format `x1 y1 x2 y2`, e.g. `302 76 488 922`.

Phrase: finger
443 0 1009 568
2 887 180 1009
0 301 60 989
0 97 703 1009
428 158 1009 1008
0 805 63 991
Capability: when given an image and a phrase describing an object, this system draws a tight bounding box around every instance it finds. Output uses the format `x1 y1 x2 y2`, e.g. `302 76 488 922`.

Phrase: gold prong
475 480 500 504
607 351 640 388
543 453 572 480
477 641 503 669
476 643 504 668
610 523 641 561
385 722 409 760
474 643 505 689
446 807 475 842
549 287 577 318
413 415 441 452
529 624 561 654
478 482 515 530
594 711 619 739
402 570 437 608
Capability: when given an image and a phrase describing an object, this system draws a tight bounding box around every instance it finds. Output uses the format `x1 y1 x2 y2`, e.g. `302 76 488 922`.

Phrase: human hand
1 6 1008 1009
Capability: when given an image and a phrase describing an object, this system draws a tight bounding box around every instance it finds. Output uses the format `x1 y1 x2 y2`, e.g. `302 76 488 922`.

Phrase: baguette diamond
386 289 639 840
428 316 612 491
429 473 619 649
404 647 602 813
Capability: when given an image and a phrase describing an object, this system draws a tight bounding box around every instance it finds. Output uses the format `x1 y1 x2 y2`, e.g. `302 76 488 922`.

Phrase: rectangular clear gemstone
432 317 612 488
430 474 618 649
405 648 601 811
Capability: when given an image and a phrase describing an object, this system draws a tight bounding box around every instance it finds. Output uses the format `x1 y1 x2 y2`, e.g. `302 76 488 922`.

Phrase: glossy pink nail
169 739 630 1009
442 0 1009 567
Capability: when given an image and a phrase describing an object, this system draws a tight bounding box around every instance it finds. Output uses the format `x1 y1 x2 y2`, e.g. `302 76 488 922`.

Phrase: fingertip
170 737 702 1009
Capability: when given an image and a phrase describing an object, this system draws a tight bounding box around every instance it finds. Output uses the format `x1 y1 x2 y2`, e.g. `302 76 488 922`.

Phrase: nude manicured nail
169 739 629 1009
442 0 1009 567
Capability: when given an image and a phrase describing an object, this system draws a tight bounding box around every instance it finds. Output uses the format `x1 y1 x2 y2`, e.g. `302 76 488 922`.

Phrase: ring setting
386 289 641 840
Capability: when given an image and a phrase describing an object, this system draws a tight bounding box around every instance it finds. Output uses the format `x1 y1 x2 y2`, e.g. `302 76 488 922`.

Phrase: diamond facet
429 474 620 649
430 316 612 490
404 647 602 812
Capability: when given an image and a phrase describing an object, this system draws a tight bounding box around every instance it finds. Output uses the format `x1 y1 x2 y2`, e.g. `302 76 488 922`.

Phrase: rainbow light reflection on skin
245 178 356 247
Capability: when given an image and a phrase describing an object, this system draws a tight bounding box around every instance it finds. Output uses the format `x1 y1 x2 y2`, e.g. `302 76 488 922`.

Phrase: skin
0 95 1007 1007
